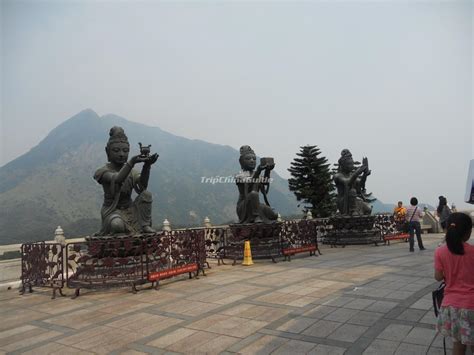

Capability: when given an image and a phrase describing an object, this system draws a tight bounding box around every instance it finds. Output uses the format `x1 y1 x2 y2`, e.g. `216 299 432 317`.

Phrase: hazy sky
1 0 473 209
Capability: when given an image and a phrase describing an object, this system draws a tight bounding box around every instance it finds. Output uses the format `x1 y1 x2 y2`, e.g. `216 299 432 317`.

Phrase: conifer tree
288 145 335 217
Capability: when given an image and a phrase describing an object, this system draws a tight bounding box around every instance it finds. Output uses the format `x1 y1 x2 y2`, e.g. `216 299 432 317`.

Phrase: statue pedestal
226 223 283 263
66 230 206 297
324 215 382 246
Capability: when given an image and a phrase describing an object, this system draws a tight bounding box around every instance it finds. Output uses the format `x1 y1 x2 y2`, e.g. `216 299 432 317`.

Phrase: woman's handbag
432 282 445 317
401 221 410 233
402 207 418 233
432 282 446 355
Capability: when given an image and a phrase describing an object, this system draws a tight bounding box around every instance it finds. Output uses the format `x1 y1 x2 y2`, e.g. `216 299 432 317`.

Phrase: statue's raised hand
362 157 371 176
130 154 150 165
265 163 275 171
144 153 159 166
362 157 368 168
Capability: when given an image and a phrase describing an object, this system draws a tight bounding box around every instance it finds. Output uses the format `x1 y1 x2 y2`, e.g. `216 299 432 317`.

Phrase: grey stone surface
303 305 338 319
0 259 21 283
409 298 434 310
394 342 429 355
365 300 398 313
403 326 437 346
276 317 318 334
363 339 400 355
323 296 356 307
343 298 376 310
377 324 414 342
348 310 384 326
1 233 450 354
419 310 437 325
327 323 369 342
308 343 347 355
303 319 343 338
396 309 426 322
271 339 317 354
324 308 359 323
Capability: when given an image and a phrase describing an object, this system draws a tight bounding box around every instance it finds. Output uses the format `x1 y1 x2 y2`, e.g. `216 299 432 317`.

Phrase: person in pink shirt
434 212 474 354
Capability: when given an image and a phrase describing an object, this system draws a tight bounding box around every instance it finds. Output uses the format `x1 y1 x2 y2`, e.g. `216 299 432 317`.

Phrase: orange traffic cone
242 240 254 266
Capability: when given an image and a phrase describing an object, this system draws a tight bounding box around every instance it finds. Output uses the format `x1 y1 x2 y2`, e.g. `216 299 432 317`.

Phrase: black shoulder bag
403 206 418 233
432 281 446 354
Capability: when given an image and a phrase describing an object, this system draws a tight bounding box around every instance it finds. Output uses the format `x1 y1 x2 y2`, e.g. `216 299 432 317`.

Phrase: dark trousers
408 221 424 250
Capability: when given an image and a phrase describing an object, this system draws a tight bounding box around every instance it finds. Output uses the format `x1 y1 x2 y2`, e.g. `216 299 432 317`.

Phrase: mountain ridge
0 109 299 244
0 109 418 245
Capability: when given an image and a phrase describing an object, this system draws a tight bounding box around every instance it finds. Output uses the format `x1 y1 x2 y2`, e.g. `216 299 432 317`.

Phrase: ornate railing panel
374 214 397 236
66 237 145 296
144 230 203 288
188 229 207 272
143 232 170 276
280 219 332 260
155 230 205 272
204 227 226 264
20 242 64 298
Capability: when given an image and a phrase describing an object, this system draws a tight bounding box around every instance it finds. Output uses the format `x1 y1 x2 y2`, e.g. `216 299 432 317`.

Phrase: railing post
162 219 171 232
54 226 66 246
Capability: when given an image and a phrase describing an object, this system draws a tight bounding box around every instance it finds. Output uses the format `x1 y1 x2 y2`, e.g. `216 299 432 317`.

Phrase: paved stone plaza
0 234 463 354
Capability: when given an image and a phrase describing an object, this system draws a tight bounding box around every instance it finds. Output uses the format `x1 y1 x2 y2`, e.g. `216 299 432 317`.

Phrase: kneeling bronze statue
334 149 374 216
94 126 158 235
235 145 278 224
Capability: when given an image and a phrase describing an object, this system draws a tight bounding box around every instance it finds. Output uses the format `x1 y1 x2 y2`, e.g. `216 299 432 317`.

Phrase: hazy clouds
1 0 472 208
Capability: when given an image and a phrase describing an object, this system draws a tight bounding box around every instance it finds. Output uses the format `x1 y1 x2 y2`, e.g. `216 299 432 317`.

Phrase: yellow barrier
242 240 254 266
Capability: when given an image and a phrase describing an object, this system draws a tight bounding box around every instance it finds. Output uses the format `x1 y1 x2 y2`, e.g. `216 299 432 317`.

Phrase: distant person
434 212 474 354
405 197 425 252
393 201 407 223
451 203 457 213
437 196 452 231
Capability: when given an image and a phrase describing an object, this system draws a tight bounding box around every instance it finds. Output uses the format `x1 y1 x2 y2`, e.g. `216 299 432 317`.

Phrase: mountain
0 109 424 245
370 200 395 214
0 109 300 244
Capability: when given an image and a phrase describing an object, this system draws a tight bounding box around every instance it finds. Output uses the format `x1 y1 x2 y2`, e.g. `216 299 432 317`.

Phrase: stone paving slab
2 234 472 354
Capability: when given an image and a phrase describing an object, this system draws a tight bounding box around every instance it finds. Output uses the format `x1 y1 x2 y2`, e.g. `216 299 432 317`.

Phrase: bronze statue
235 145 278 223
334 149 374 215
94 127 159 235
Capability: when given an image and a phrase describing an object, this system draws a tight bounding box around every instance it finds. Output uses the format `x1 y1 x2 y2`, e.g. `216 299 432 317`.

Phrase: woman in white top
405 197 425 252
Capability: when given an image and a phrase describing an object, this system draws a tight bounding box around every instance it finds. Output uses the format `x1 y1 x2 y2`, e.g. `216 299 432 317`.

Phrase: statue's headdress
239 145 256 170
105 127 129 162
107 126 129 147
338 149 353 166
239 145 255 157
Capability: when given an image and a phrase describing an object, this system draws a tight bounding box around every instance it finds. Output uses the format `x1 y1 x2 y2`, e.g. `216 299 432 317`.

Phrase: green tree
288 145 336 217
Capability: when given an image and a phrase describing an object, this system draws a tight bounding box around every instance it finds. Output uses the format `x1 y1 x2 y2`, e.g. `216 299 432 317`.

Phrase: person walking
405 197 425 252
434 212 474 354
437 196 452 231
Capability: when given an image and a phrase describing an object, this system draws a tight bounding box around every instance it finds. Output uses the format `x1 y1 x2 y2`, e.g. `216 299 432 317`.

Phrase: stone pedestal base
226 223 283 263
324 215 382 246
